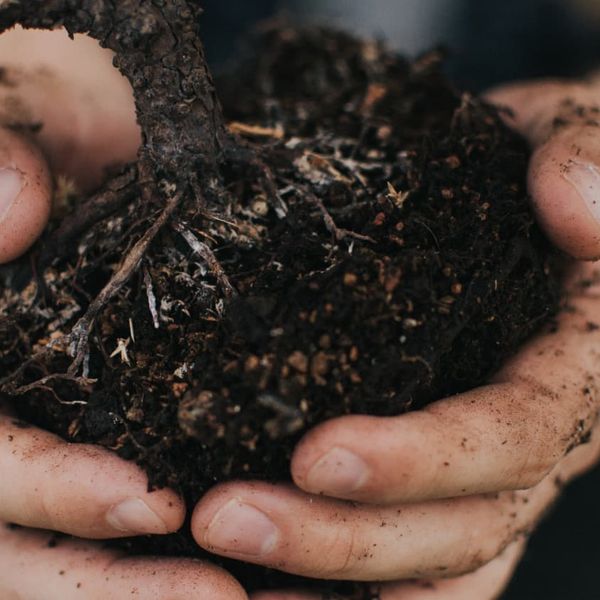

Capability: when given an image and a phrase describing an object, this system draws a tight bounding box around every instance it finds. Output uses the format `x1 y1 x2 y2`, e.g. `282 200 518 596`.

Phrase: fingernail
563 160 600 221
205 498 279 557
106 498 169 534
305 446 370 494
0 168 23 223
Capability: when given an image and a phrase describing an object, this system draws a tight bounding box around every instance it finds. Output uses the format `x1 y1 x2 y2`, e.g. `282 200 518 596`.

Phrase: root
40 166 138 267
276 173 375 244
308 191 375 244
173 221 236 298
11 374 94 403
1 189 183 390
223 142 289 217
143 266 161 329
0 339 64 392
67 190 183 374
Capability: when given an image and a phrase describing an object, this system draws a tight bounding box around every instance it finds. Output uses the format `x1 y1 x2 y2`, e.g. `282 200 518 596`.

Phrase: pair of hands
2 28 600 600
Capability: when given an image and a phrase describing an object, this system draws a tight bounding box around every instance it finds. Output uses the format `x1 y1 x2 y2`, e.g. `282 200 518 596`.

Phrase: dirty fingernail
0 168 23 223
106 498 169 534
563 160 600 222
305 446 370 494
205 499 279 557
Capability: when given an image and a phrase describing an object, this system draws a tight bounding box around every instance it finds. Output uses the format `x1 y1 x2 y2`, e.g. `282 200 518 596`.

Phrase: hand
0 29 246 598
5 27 600 598
190 76 600 599
0 523 246 600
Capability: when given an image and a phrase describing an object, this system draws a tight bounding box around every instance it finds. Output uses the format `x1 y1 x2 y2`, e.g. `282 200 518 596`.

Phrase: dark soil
0 12 560 599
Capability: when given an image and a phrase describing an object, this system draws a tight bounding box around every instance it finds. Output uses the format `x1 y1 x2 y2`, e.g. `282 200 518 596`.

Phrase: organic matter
0 2 560 596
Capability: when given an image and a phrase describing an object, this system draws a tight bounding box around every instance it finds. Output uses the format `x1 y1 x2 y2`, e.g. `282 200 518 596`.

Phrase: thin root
309 191 375 244
40 166 138 267
12 374 95 403
143 266 161 329
67 191 183 375
173 221 236 297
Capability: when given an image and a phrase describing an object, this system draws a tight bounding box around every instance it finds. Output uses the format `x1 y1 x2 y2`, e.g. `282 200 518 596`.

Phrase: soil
0 6 561 598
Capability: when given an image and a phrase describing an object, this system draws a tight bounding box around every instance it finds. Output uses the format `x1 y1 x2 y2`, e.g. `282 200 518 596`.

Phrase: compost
0 2 560 596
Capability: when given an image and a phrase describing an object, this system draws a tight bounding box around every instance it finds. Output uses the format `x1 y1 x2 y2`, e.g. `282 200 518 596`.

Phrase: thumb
0 126 52 264
486 79 600 260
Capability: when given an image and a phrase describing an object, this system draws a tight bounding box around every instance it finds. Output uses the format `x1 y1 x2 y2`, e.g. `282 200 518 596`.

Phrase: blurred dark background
202 0 600 89
201 1 600 598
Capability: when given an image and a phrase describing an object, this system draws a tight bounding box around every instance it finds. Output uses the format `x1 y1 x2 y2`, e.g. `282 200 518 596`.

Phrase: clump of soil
0 4 560 597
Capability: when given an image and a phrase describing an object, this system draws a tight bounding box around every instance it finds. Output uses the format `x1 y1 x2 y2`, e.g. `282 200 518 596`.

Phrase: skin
0 525 247 600
1 28 600 599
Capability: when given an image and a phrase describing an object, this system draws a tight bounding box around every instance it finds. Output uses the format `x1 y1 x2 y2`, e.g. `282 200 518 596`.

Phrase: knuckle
316 526 360 578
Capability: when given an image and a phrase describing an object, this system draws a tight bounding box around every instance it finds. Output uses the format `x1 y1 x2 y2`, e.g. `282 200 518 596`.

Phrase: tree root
39 166 138 267
67 190 183 375
1 188 182 392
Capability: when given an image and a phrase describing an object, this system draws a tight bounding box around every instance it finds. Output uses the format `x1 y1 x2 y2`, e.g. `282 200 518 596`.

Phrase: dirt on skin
0 21 561 597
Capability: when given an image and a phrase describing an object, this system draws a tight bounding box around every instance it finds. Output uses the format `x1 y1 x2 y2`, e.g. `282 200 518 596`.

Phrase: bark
0 0 227 184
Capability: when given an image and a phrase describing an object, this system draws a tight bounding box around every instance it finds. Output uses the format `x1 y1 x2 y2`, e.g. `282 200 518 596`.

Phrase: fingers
486 79 600 259
0 27 140 191
485 80 597 146
0 412 185 538
0 126 52 263
290 384 552 504
0 27 142 263
251 542 524 600
528 119 600 260
192 480 534 582
192 428 600 582
0 524 247 600
290 267 600 504
375 541 524 600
